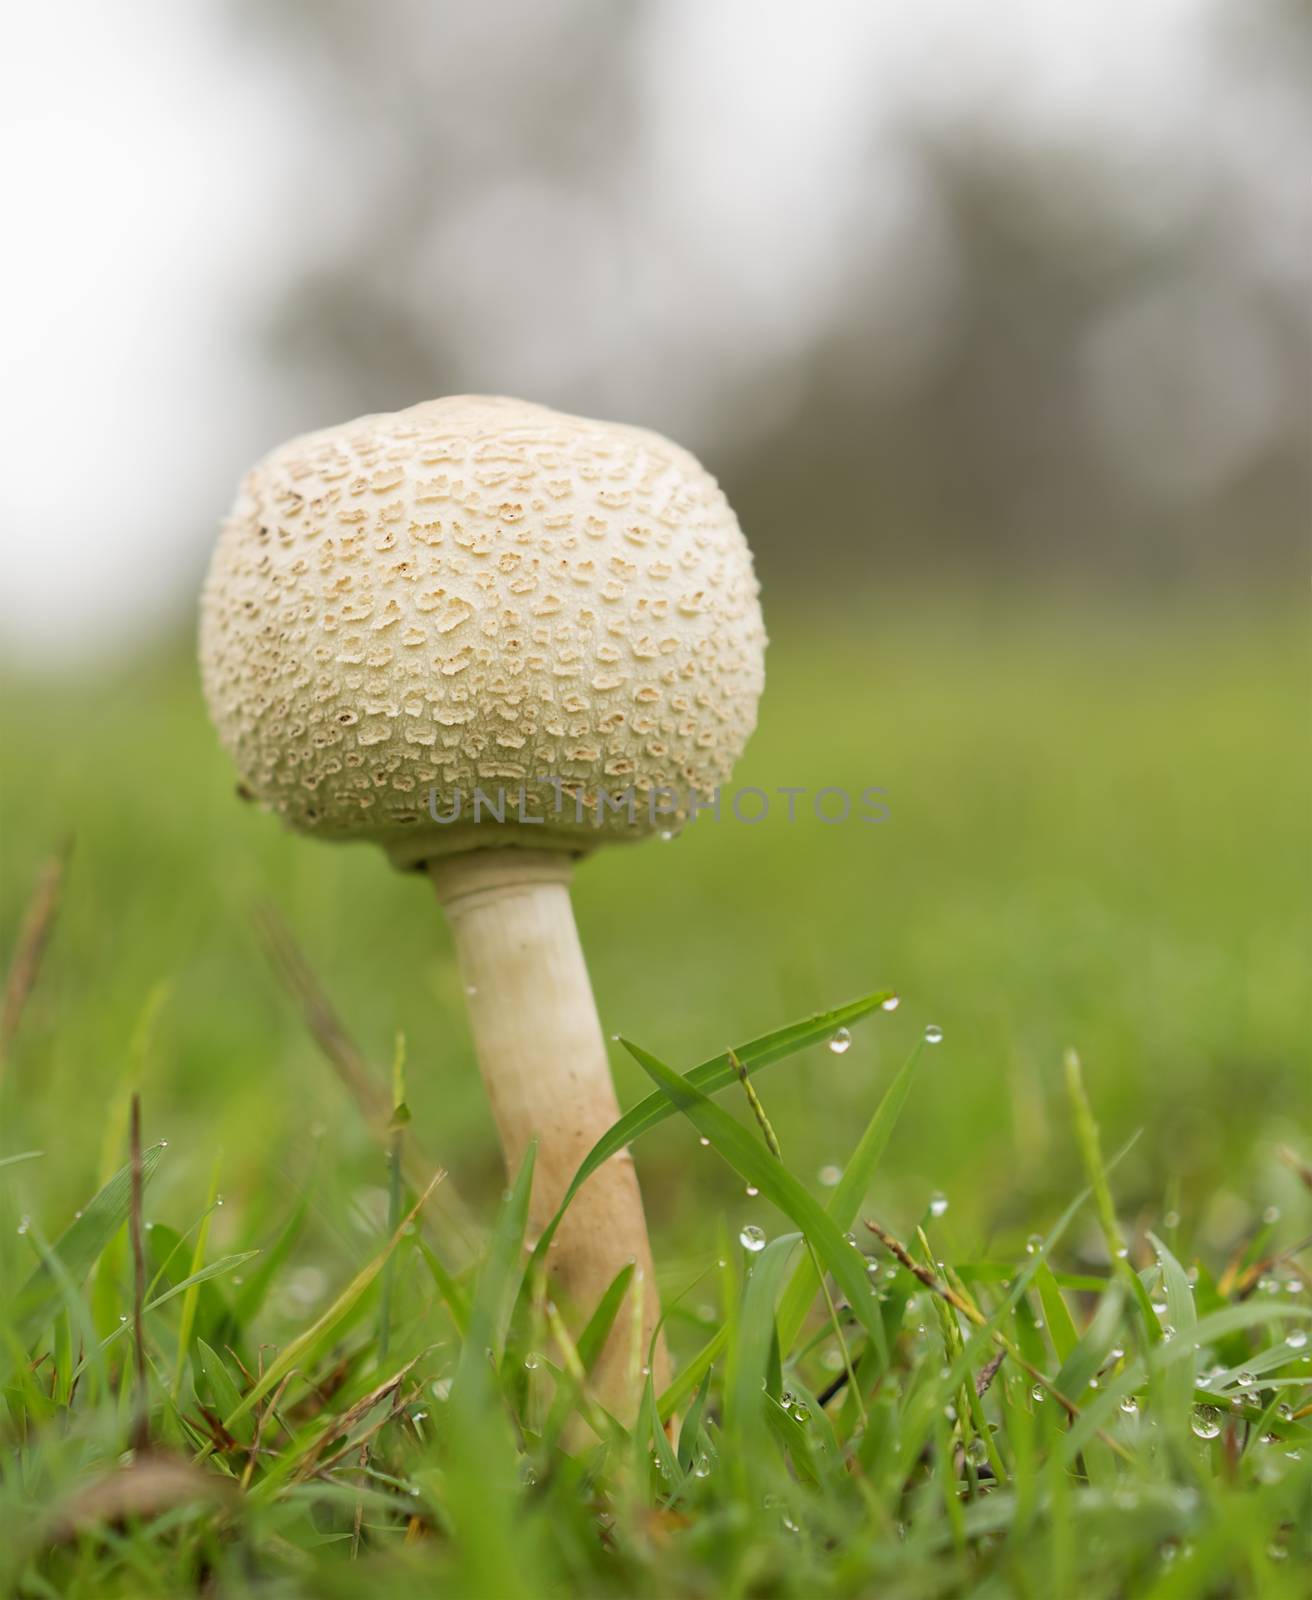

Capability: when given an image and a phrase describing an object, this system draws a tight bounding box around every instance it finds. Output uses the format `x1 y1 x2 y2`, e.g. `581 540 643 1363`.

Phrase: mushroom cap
200 396 766 868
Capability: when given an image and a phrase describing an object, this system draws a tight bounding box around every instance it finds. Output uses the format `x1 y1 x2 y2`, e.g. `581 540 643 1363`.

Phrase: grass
0 590 1308 1595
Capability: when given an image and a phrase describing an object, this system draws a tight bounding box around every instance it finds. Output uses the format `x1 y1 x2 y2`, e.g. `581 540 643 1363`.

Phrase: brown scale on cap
200 395 766 864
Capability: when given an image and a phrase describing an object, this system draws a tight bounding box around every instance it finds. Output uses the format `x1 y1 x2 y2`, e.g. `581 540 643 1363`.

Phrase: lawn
1 588 1308 1596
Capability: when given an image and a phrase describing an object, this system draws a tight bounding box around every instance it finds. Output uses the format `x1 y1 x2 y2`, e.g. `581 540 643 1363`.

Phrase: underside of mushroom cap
199 396 766 869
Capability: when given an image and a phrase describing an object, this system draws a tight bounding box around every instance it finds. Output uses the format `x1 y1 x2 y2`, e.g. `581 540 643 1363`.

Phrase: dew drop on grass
524 1353 541 1371
1025 1234 1042 1255
792 1404 810 1423
1120 1397 1140 1415
658 830 674 842
881 995 900 1011
1237 1369 1257 1388
818 1164 841 1187
1031 1385 1046 1403
1113 1245 1129 1260
698 1136 710 1147
1192 1407 1222 1440
828 1027 852 1055
929 1191 949 1218
1286 1329 1308 1350
744 1184 759 1198
1262 1205 1280 1225
1163 1210 1180 1229
693 1454 711 1478
1151 1299 1168 1316
739 1224 767 1253
924 1024 943 1044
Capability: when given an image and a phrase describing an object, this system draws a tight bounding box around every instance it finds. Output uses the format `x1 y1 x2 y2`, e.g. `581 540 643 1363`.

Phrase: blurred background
2 3 1308 1299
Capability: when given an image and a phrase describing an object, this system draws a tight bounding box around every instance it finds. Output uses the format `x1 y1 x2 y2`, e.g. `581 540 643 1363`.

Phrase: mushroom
199 395 766 1416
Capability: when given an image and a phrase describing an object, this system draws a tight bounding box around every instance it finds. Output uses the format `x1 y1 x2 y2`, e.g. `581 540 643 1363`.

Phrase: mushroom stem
428 848 667 1418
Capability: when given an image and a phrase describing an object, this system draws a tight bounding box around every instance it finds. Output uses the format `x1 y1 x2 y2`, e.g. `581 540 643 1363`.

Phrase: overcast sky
1 0 1302 664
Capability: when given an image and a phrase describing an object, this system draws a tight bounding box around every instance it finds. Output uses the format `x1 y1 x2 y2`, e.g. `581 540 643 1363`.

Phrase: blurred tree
241 0 1310 593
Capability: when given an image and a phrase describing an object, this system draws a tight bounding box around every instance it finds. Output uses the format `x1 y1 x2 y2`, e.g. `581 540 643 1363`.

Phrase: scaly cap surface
200 396 765 867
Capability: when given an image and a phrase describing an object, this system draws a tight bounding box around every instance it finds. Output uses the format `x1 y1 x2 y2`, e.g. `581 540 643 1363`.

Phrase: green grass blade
556 993 892 1240
1035 1261 1080 1364
659 1324 729 1421
196 1338 252 1444
727 1233 802 1437
0 1150 43 1171
509 991 893 1358
777 1040 924 1348
1053 1285 1123 1399
173 1157 221 1399
218 1170 442 1434
11 1143 165 1347
621 1038 890 1366
1147 1229 1198 1431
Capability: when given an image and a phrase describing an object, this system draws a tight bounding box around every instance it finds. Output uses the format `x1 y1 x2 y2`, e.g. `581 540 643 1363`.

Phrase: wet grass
0 592 1308 1595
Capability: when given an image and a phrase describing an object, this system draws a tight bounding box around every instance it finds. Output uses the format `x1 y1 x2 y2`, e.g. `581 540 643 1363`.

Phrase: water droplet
465 984 478 997
828 1027 852 1055
967 1437 989 1466
1236 1369 1257 1388
215 1196 224 1207
1031 1385 1046 1403
792 1404 810 1423
1120 1397 1140 1416
924 1024 943 1044
818 1164 841 1187
658 829 674 842
16 1216 29 1236
744 1184 759 1198
698 1135 710 1147
1151 1299 1168 1316
524 1353 541 1371
118 1314 128 1324
881 995 900 1011
1285 1329 1308 1350
1113 1244 1129 1260
1107 1347 1124 1363
739 1224 767 1253
431 1378 452 1402
693 1454 711 1477
159 1140 169 1148
1025 1233 1042 1255
1262 1205 1280 1225
1163 1210 1180 1229
1191 1407 1222 1440
929 1191 949 1218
